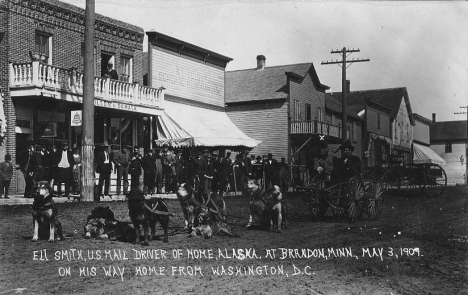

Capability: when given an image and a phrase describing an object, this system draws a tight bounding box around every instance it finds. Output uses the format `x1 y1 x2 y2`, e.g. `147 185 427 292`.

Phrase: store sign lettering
94 100 137 112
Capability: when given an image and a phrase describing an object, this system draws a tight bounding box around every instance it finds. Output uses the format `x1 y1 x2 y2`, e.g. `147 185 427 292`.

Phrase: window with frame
445 141 452 153
377 113 381 130
305 103 311 121
317 107 323 122
294 100 301 121
35 32 51 64
120 56 132 83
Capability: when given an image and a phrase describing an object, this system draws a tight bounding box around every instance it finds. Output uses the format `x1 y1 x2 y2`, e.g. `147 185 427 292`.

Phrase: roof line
226 62 313 73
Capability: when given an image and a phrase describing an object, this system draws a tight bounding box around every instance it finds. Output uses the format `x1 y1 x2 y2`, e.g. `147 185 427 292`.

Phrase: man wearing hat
218 151 232 195
162 145 177 193
0 154 13 199
19 140 38 198
113 146 130 195
142 149 157 194
313 140 335 182
333 140 361 182
264 153 279 190
175 149 187 186
96 142 113 197
200 150 214 194
54 142 74 198
103 61 118 80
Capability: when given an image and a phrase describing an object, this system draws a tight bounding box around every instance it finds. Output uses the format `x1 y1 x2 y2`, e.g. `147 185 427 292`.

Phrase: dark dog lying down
177 183 227 230
246 179 288 232
189 206 240 239
128 190 172 246
31 181 64 242
84 206 135 242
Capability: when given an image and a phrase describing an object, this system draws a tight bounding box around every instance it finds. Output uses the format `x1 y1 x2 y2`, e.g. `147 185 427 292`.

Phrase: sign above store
71 110 82 126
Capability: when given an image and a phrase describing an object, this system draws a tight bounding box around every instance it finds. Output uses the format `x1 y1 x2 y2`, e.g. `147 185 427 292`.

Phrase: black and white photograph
0 0 467 294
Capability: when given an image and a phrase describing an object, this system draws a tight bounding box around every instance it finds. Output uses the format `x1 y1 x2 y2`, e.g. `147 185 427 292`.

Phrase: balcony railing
9 61 164 109
290 120 347 138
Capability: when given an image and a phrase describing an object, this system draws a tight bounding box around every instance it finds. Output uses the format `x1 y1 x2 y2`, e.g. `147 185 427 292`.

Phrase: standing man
142 149 157 194
129 146 143 191
278 157 289 193
264 153 279 190
0 154 13 199
162 145 177 193
201 151 214 194
20 141 37 198
175 149 186 186
154 147 163 194
113 146 130 196
333 140 361 183
233 154 245 194
54 142 74 198
218 151 232 196
103 61 119 80
96 142 112 197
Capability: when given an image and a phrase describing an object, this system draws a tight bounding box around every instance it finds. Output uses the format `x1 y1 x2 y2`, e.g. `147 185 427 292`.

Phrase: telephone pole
454 106 468 187
82 0 95 201
322 48 369 143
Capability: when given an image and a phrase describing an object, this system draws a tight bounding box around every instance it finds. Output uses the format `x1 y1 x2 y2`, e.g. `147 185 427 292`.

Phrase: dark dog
127 190 171 246
177 183 227 230
246 179 288 232
84 206 136 242
31 181 64 242
189 205 239 239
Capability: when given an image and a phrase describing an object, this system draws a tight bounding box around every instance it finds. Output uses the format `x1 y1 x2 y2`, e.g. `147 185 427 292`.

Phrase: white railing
9 61 164 109
290 120 343 138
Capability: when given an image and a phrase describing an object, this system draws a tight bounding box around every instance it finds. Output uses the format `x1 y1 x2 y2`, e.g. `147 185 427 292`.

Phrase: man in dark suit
96 142 112 197
264 153 279 190
0 154 13 199
332 140 362 183
19 141 38 198
54 142 74 198
142 149 157 194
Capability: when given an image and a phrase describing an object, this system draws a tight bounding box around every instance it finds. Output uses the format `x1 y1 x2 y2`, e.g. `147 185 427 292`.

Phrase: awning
413 143 446 165
155 101 261 149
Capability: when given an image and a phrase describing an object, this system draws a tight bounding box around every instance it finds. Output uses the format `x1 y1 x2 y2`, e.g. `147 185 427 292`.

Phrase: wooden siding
413 119 430 145
431 142 466 184
290 73 326 122
226 101 288 160
392 98 413 149
367 107 391 137
150 48 224 107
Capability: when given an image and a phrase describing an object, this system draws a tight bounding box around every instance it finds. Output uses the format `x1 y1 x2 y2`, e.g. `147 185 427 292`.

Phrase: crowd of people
13 138 362 199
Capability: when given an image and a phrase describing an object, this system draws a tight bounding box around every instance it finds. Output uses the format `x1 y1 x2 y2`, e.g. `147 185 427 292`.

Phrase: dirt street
0 187 467 295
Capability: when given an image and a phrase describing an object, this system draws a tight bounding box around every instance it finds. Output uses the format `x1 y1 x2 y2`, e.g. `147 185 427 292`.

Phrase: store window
109 117 134 150
37 109 68 146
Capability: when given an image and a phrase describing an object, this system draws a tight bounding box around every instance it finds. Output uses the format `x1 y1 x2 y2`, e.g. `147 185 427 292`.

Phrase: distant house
430 116 467 185
330 86 414 167
225 55 345 170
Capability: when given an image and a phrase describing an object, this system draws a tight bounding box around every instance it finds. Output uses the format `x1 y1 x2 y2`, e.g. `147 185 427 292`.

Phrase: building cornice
8 0 144 43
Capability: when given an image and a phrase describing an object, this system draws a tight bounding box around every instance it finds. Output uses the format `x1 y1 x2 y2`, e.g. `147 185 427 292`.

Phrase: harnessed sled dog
246 179 288 232
177 183 238 238
127 190 172 246
31 181 64 242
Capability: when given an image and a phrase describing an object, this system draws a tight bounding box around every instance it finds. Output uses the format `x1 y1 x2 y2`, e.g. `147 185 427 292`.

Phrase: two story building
1 0 165 193
430 116 467 185
330 86 414 167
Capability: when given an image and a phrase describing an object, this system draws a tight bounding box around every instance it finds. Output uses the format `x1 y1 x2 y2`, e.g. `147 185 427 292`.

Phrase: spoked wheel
299 188 326 221
324 182 348 220
366 179 385 220
400 163 425 196
421 164 447 197
382 169 400 193
344 178 365 223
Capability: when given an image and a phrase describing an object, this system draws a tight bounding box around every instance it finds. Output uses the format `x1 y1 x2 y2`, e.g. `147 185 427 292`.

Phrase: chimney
256 55 266 70
346 80 351 94
432 113 436 123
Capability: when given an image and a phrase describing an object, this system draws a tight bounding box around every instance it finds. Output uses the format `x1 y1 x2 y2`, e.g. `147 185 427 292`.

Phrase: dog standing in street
127 190 171 246
31 181 64 242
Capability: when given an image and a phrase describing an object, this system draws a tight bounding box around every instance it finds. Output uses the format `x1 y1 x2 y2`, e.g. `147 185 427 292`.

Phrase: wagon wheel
344 178 365 223
366 179 385 220
400 163 425 196
422 164 447 197
299 188 326 221
324 182 348 220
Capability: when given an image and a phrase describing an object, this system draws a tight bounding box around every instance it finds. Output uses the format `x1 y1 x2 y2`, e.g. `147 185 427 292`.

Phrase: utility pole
322 48 369 143
454 106 468 187
82 0 95 201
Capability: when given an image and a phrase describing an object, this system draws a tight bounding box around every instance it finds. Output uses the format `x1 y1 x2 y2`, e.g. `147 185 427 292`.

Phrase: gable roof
430 120 467 142
325 93 365 120
225 63 328 104
329 87 414 125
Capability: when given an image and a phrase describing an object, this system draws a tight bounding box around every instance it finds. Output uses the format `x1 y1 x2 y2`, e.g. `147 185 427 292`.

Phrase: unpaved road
1 187 467 295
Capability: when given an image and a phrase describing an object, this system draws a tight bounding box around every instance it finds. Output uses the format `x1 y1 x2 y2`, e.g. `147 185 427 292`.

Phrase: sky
63 0 468 122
